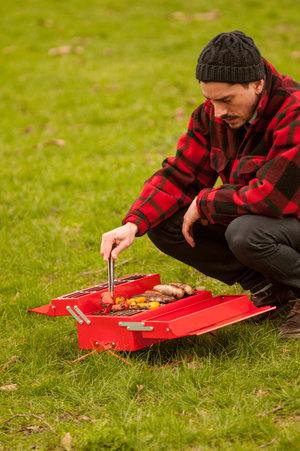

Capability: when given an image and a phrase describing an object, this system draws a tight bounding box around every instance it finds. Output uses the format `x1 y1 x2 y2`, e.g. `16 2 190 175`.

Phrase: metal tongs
99 255 115 314
108 255 115 298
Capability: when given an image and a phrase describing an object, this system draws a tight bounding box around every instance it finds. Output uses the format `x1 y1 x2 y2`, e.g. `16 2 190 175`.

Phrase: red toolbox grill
29 273 275 353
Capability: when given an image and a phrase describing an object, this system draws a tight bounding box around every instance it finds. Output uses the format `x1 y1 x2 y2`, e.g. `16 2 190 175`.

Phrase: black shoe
251 286 294 308
279 300 300 339
246 286 294 323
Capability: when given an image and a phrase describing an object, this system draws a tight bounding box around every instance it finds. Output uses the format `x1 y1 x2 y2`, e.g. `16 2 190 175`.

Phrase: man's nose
214 103 228 118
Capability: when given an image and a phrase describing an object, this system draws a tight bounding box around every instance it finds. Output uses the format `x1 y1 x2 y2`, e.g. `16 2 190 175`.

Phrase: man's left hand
182 198 208 247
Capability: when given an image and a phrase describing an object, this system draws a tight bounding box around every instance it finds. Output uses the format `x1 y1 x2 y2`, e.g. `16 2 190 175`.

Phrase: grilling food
127 296 147 307
153 284 185 299
149 301 160 309
168 282 194 296
101 282 195 312
101 291 114 305
115 296 127 304
111 302 128 311
127 282 195 307
138 291 176 303
128 298 160 310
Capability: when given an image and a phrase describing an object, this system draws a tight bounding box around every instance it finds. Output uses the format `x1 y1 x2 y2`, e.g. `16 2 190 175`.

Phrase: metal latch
66 305 91 325
118 321 154 331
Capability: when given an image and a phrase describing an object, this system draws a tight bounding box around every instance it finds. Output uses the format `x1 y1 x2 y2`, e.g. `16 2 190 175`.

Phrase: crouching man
101 31 300 339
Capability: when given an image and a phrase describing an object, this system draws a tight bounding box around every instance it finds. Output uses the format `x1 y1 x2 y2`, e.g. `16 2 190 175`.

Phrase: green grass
0 0 299 449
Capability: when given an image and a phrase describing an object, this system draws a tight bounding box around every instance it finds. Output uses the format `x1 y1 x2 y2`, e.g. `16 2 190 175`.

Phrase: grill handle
66 306 84 324
119 321 154 331
74 305 91 325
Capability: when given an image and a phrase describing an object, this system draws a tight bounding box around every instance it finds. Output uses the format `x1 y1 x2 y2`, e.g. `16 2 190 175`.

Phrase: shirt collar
248 111 257 124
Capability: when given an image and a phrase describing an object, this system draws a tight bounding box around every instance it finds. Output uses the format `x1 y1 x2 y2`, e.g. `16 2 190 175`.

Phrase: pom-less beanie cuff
196 30 265 83
196 61 265 83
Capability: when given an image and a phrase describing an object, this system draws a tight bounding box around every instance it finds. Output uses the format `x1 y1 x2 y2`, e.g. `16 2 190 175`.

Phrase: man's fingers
100 234 115 262
186 233 196 248
182 224 195 248
101 224 137 262
185 234 195 248
111 240 129 260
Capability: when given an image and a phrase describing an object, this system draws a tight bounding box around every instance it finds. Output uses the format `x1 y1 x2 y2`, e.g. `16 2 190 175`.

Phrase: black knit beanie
195 30 265 83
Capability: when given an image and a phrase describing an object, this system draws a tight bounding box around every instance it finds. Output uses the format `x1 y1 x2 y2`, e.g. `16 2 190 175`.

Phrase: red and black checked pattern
123 59 300 233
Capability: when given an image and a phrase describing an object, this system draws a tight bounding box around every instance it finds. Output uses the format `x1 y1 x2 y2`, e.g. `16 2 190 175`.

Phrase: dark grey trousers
147 209 300 297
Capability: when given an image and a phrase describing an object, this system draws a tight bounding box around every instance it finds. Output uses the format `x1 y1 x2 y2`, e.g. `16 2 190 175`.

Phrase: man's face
200 80 264 129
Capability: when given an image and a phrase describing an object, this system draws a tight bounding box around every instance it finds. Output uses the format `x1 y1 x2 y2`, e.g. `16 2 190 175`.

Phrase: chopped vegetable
101 291 115 305
148 301 160 310
115 296 127 304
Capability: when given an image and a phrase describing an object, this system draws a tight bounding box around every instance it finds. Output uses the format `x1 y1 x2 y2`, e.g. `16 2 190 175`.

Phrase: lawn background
0 0 299 449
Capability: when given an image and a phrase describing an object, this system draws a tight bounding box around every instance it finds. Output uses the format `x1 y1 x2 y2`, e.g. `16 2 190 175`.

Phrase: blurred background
0 3 299 449
0 0 299 302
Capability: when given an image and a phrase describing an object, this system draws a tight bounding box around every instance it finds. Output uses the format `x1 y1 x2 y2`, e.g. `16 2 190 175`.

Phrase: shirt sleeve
123 104 218 236
196 108 300 224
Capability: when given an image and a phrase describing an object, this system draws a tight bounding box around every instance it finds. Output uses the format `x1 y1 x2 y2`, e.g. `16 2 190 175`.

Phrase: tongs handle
108 255 115 298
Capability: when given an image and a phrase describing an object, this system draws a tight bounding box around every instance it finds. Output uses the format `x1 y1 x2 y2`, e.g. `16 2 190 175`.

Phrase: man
101 31 300 339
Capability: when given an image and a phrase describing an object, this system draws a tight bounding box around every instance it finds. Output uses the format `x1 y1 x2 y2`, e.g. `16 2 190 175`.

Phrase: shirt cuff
122 215 150 237
196 188 212 220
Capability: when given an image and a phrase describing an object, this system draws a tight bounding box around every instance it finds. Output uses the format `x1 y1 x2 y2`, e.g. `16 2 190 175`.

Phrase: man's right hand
100 222 139 262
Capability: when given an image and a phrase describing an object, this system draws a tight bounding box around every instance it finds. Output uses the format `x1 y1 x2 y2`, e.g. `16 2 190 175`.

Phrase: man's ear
253 79 264 94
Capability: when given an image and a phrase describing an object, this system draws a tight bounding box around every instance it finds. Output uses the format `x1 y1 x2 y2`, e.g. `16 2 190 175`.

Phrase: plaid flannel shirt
123 59 300 236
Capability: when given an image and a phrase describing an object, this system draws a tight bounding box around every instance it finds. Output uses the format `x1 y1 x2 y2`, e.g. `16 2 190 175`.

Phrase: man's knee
225 215 261 258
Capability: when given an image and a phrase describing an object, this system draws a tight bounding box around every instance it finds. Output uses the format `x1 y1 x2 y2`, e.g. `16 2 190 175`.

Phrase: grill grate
58 274 146 299
91 309 146 317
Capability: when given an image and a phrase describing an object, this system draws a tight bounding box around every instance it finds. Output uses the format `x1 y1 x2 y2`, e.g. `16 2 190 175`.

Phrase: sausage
168 282 194 296
153 284 185 299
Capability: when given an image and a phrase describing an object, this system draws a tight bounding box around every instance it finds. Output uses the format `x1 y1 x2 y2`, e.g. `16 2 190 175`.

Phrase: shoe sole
245 305 290 323
279 332 300 339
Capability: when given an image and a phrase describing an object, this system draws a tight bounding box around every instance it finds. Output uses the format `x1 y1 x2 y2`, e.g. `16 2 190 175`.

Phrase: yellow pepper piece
134 297 146 303
149 301 160 310
127 300 136 308
115 296 127 304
